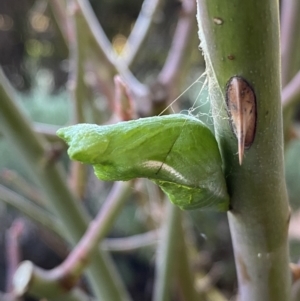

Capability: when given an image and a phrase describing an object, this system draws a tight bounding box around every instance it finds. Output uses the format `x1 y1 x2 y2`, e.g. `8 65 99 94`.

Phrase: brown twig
291 263 300 283
13 181 132 298
280 0 300 87
74 0 151 115
48 0 70 43
67 1 89 199
33 122 64 142
0 292 19 301
157 0 197 101
5 220 24 294
121 0 165 66
282 70 300 109
112 75 137 121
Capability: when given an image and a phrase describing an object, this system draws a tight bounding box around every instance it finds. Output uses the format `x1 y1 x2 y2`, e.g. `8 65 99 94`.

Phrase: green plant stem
67 3 89 199
175 216 199 301
152 203 181 301
196 1 291 301
52 288 96 301
0 184 64 237
13 261 95 301
33 122 64 142
0 68 130 301
12 181 132 299
0 169 46 206
48 0 69 53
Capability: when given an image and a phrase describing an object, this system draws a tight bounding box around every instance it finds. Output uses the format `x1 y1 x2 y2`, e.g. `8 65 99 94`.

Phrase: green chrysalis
57 114 229 211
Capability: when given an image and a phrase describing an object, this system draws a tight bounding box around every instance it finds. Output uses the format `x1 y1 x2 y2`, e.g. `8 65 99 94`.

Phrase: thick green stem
0 68 130 301
196 1 291 301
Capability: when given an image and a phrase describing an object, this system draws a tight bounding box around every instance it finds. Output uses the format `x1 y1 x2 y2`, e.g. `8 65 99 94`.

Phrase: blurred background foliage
0 0 300 301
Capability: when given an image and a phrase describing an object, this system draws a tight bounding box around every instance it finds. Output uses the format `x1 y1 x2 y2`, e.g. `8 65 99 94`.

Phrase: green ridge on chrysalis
57 114 229 211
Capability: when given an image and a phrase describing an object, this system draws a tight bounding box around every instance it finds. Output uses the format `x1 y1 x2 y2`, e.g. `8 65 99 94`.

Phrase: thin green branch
12 181 132 299
67 1 89 199
0 185 64 237
13 261 95 301
152 203 181 301
175 216 200 301
0 169 46 206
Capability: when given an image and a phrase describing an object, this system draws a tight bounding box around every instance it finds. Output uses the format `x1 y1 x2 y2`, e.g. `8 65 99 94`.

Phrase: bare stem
0 68 130 301
0 169 45 206
121 0 165 66
0 184 64 237
101 230 159 252
152 203 181 301
48 0 69 44
5 220 23 293
292 279 300 301
33 122 64 142
13 262 95 301
74 0 150 111
280 0 300 86
67 1 89 199
12 181 132 299
175 215 199 301
112 75 137 121
282 70 300 110
158 0 196 91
